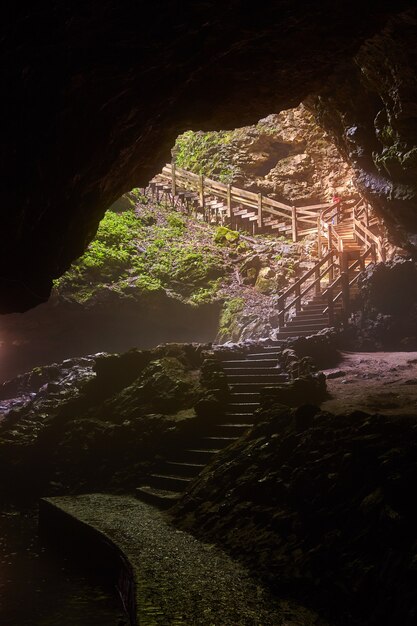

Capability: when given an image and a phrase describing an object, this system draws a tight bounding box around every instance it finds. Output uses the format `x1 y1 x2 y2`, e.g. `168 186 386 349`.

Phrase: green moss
135 275 162 292
218 297 245 340
53 209 144 297
214 226 240 245
189 279 222 305
166 212 186 232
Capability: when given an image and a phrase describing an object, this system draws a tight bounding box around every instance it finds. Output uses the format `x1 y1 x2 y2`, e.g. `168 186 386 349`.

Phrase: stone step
135 486 181 510
224 413 257 423
227 402 260 412
180 448 221 463
200 435 239 448
284 322 328 331
164 461 206 477
215 423 253 436
274 330 318 338
229 392 260 400
225 373 287 383
224 367 282 376
230 381 287 392
246 351 281 359
148 473 194 492
221 359 280 368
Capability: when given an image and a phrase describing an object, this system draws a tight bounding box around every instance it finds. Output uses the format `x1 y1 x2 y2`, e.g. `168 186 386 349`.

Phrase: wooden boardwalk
147 162 387 329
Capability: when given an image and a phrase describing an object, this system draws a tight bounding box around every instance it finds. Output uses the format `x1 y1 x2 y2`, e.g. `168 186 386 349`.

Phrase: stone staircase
136 345 287 509
136 178 381 510
135 220 373 509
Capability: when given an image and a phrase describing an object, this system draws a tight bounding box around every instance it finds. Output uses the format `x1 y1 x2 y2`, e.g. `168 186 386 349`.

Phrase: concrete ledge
39 496 137 624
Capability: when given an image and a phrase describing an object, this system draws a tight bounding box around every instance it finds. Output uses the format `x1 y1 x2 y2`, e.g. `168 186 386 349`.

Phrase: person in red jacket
332 193 342 223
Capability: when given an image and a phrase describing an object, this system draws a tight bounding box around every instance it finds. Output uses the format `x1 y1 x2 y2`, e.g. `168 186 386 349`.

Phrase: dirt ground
321 351 417 415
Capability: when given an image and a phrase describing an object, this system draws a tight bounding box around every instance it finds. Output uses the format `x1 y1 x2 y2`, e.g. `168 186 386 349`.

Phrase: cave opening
2 3 417 626
1 103 361 384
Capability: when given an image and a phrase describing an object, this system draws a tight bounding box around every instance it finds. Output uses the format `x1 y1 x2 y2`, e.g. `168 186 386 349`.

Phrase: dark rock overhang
2 1 414 312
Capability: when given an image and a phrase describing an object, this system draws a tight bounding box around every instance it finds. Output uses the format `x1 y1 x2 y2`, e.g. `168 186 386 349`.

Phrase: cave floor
42 494 329 626
321 351 417 415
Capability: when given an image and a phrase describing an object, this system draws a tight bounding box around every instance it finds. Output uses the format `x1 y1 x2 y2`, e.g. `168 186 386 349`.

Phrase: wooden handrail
277 250 335 325
158 163 334 242
279 250 334 301
322 245 373 315
155 163 388 265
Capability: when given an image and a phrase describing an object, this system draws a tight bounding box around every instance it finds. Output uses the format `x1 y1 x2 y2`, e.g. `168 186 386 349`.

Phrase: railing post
291 206 298 242
226 184 232 219
257 193 263 229
315 263 321 296
317 214 322 259
341 271 350 325
295 283 301 312
380 241 386 263
278 295 285 328
171 159 177 198
328 223 333 251
327 288 334 326
328 250 334 282
199 174 205 219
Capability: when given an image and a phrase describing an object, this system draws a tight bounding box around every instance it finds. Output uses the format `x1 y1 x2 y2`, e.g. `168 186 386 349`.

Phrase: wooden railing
322 245 374 324
277 250 339 326
155 162 333 242
352 205 386 262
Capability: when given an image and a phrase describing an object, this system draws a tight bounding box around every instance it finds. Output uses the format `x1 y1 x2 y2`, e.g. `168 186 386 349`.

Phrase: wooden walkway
147 162 387 329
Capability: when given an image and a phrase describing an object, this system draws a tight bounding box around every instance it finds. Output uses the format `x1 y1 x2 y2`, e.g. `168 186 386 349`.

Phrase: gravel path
43 494 328 626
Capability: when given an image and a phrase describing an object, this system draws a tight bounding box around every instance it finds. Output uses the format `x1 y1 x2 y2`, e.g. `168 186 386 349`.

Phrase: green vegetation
174 130 236 182
213 226 240 245
53 210 147 300
53 203 226 305
217 297 245 341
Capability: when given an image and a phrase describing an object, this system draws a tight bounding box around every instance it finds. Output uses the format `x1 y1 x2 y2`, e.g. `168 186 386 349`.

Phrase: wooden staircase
147 162 332 238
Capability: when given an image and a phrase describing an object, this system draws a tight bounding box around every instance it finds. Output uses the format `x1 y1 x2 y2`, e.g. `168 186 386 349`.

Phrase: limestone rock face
2 2 411 312
308 8 417 251
231 106 357 205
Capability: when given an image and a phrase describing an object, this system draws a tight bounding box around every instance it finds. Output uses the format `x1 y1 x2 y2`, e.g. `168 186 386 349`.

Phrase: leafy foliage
53 203 225 304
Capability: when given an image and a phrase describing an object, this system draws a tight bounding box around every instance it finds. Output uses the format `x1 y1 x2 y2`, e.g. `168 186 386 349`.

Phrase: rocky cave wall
3 1 415 313
308 8 417 249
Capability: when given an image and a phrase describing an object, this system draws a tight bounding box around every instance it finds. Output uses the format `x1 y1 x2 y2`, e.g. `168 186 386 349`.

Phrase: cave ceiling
2 1 416 312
